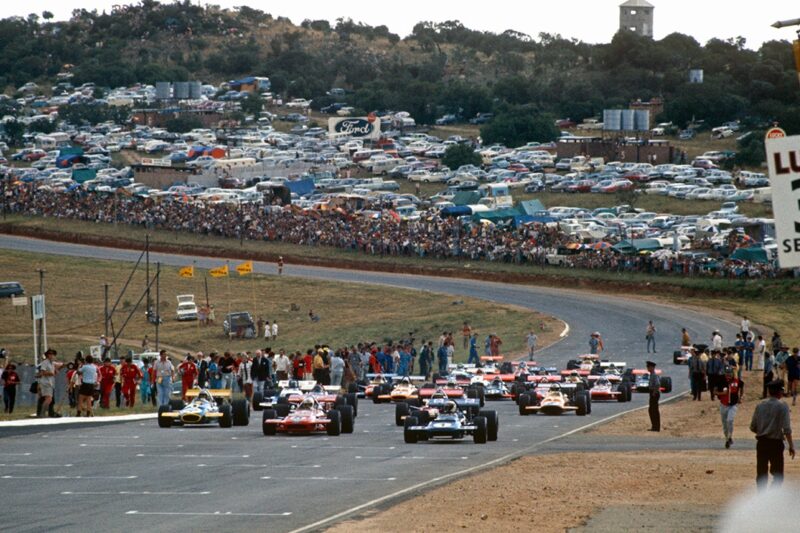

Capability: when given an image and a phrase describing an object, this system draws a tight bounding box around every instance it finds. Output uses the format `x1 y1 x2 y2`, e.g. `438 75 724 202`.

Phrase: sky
6 0 800 49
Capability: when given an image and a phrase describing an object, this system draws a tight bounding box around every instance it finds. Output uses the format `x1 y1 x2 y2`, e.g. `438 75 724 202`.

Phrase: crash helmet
431 387 447 400
492 377 502 386
538 369 549 376
197 389 211 401
443 401 457 414
597 377 610 387
401 376 411 385
475 368 484 376
299 397 315 410
312 383 324 393
288 380 299 389
446 378 458 388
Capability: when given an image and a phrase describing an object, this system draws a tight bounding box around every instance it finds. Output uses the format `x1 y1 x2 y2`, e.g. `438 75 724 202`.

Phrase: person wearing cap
750 380 795 489
716 366 744 448
646 360 660 431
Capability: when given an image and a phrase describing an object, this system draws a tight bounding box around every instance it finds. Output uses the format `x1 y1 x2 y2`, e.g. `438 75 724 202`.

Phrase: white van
751 187 772 204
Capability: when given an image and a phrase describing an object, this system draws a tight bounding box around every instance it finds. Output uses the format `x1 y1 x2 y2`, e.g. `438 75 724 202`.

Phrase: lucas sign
766 133 800 268
328 117 380 140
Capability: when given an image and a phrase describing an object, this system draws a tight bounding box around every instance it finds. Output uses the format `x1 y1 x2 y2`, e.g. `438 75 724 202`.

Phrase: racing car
262 395 355 436
673 344 706 365
257 380 359 417
623 368 673 393
587 376 631 402
518 383 589 416
373 376 426 403
402 397 498 444
157 388 250 428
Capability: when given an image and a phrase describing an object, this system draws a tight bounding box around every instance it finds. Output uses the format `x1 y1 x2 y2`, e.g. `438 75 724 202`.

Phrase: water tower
620 0 654 38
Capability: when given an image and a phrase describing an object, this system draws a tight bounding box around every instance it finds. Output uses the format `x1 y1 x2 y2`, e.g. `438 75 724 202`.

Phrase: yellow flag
235 260 253 276
178 265 194 279
209 264 229 278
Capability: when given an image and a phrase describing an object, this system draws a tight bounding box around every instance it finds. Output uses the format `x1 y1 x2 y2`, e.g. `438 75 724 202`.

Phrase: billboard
765 131 800 268
328 117 381 140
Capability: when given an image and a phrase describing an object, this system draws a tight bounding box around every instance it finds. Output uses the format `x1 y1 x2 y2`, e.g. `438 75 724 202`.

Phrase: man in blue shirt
467 334 479 366
437 344 448 376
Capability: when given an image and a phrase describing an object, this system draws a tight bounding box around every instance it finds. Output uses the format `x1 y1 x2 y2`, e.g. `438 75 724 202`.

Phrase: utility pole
35 269 46 355
145 234 150 320
155 262 160 351
104 284 109 339
771 18 800 87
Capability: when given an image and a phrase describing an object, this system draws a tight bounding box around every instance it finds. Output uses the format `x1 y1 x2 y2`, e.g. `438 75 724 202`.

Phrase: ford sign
328 117 381 139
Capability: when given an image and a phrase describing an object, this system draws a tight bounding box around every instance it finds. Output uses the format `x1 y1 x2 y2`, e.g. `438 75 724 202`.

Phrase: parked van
751 187 772 204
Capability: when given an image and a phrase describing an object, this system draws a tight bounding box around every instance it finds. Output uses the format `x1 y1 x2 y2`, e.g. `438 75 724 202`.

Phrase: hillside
1 1 799 131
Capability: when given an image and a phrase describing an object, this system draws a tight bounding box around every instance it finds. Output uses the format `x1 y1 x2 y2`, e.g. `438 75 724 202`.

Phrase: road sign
766 127 786 140
765 134 800 268
11 295 27 307
31 294 45 319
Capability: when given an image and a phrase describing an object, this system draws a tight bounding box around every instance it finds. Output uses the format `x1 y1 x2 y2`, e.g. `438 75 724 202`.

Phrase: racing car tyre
395 402 410 426
473 416 488 444
263 389 276 399
277 396 289 405
219 404 233 428
518 394 531 416
660 377 673 393
499 362 513 374
626 384 633 402
347 383 358 394
417 409 430 426
262 409 277 435
477 386 485 407
275 404 291 418
232 399 250 426
403 416 419 444
169 399 185 411
252 392 264 411
432 373 441 383
157 405 172 428
479 410 499 441
337 405 355 434
345 393 359 417
334 395 346 410
617 383 631 402
585 392 592 414
566 360 579 370
327 409 342 436
575 393 588 416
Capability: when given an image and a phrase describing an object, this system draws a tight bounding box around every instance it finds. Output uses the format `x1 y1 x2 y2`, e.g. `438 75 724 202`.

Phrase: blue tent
519 199 546 215
441 205 472 217
285 178 315 197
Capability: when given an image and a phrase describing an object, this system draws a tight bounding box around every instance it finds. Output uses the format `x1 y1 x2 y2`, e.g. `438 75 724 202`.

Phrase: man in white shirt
741 316 751 339
275 349 290 381
237 353 254 404
756 335 767 370
330 352 345 389
152 350 175 407
712 331 723 351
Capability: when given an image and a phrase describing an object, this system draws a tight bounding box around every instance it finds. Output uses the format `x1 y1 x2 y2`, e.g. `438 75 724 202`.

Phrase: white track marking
0 464 73 467
63 491 211 496
261 476 397 481
560 322 570 338
2 475 137 480
126 510 291 517
135 453 248 458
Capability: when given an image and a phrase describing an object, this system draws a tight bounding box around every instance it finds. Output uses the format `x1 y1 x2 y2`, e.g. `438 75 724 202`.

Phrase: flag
178 265 194 279
209 264 229 278
235 260 253 276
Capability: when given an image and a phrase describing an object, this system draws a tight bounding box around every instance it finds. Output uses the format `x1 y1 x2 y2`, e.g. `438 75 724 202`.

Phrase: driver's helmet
538 369 549 376
197 389 211 401
431 387 447 400
597 377 610 387
446 378 458 388
518 361 527 369
288 380 299 389
375 374 386 383
443 401 457 414
299 397 315 410
475 369 484 376
311 383 324 393
401 377 411 386
550 383 561 392
492 377 502 386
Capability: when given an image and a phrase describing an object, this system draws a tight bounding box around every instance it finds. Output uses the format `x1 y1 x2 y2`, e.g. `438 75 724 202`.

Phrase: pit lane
0 235 737 532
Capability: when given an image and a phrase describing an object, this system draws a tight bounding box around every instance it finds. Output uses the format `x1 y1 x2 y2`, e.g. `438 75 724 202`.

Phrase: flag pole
193 261 199 330
226 260 231 324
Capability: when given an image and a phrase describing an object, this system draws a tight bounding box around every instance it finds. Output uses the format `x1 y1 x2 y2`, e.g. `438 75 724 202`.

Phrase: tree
2 119 24 146
442 144 481 170
240 92 263 116
480 110 559 147
164 115 203 133
27 118 55 134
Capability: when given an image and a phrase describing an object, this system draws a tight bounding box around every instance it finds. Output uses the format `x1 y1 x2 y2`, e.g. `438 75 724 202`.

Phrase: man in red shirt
120 356 143 408
302 351 314 381
98 358 117 409
178 355 198 401
717 366 744 449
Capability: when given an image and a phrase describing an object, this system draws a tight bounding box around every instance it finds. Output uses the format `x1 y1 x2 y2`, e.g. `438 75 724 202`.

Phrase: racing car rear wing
480 355 504 362
630 369 662 375
185 388 231 399
599 362 626 369
277 380 318 390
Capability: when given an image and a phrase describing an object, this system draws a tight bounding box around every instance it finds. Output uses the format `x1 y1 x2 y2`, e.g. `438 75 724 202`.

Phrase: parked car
0 281 24 298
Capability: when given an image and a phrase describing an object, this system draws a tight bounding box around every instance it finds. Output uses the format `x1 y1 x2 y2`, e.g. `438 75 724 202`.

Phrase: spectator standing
178 355 198 401
141 335 150 351
418 341 432 379
646 321 657 353
526 330 538 361
277 256 284 275
706 350 724 401
153 350 175 407
98 358 116 409
756 335 767 370
252 351 270 397
76 355 98 417
272 321 279 340
785 348 800 406
140 358 153 405
2 362 20 413
220 352 235 389
771 332 782 354
275 350 291 381
197 352 209 389
264 320 271 341
38 349 61 417
257 317 265 338
468 334 480 366
589 332 603 355
750 380 795 489
237 354 254 405
446 341 455 368
741 316 751 339
743 335 755 372
461 322 472 351
208 354 222 389
330 351 344 389
437 343 448 376
716 367 744 448
712 331 723 351
775 346 790 386
689 349 707 401
681 328 692 347
763 351 776 399
489 334 502 357
120 356 142 408
647 360 660 431
312 350 327 384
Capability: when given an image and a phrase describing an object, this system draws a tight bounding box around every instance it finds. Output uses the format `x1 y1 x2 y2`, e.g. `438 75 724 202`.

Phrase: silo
155 82 171 100
603 109 622 131
174 82 190 100
634 110 650 131
188 81 202 99
621 109 636 131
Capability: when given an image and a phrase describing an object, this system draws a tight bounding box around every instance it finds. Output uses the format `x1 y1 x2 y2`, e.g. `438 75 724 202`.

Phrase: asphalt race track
0 235 737 532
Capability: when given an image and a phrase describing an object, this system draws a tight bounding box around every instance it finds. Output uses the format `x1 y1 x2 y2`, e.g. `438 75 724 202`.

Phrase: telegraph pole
155 262 160 351
104 284 109 339
145 234 150 319
35 268 46 355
